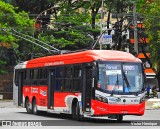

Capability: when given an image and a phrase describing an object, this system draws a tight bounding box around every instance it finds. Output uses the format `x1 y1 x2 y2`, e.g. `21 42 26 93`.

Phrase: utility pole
133 2 138 55
100 0 104 50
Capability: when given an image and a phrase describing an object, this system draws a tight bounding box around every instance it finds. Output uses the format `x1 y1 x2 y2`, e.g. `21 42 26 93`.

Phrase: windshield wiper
110 74 119 96
122 71 130 87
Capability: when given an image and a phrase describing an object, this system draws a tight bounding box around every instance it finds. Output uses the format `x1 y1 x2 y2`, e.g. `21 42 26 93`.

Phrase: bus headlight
95 94 108 103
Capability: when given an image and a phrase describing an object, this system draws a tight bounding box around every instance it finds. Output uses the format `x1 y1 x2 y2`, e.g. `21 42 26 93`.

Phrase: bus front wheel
117 115 123 122
25 98 32 114
72 101 81 121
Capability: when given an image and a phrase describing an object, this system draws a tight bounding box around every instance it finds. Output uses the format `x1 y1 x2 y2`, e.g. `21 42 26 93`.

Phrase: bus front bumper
91 99 145 116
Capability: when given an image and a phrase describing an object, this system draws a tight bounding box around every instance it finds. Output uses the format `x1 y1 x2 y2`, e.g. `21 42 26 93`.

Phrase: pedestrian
146 85 151 98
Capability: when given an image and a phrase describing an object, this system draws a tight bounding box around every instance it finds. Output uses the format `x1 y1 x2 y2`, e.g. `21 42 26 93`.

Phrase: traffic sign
100 34 112 44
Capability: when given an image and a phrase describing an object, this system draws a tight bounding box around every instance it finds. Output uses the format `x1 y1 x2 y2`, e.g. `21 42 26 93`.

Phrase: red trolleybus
13 50 145 121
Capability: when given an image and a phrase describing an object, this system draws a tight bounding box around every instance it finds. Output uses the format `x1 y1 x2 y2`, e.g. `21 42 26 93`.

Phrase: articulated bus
13 50 146 121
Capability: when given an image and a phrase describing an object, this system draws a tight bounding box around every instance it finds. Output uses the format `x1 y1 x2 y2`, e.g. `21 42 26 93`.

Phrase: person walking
146 85 151 98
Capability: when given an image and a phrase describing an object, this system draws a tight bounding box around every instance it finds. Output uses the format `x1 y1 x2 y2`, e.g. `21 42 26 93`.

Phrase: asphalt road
0 101 160 129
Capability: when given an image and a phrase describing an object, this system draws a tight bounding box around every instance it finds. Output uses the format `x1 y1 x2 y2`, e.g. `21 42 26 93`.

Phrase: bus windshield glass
98 62 143 94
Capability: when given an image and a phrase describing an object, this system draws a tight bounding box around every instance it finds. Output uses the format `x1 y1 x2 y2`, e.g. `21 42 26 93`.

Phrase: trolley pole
133 2 138 55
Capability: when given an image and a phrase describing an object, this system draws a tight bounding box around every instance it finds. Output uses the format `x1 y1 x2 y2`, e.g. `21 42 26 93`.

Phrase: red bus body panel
26 50 141 68
23 86 48 107
91 99 145 116
54 92 78 107
23 86 80 108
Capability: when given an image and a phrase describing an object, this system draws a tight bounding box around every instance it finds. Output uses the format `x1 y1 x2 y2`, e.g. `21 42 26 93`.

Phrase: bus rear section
13 50 146 121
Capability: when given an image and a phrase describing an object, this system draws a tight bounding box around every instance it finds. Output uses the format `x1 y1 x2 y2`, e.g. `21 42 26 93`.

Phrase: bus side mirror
15 81 18 86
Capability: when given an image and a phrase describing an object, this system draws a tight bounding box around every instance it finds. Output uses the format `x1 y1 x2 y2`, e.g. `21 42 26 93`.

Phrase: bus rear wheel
25 98 32 114
32 99 38 115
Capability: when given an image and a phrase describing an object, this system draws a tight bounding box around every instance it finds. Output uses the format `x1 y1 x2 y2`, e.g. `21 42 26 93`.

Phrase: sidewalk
145 98 160 110
0 99 160 109
0 100 16 108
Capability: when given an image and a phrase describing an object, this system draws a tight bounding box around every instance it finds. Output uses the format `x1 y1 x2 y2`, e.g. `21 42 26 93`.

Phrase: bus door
48 69 55 109
16 71 24 106
82 65 92 112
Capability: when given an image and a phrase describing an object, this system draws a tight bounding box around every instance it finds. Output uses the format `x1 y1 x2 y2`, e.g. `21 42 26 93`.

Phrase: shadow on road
17 111 132 126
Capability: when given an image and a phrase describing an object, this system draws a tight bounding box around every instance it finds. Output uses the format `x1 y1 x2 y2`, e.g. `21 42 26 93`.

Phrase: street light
34 6 55 37
32 6 59 58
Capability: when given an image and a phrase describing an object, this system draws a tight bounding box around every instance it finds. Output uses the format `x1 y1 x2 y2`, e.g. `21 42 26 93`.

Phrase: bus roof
25 50 141 68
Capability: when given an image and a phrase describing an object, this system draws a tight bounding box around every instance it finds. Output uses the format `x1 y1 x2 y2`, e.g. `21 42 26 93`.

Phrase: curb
146 108 160 110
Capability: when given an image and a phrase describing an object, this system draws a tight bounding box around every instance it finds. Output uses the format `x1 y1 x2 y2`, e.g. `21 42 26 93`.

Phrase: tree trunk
91 14 96 29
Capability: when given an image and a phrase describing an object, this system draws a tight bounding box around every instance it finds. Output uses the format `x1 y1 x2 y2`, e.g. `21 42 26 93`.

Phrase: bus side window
42 69 47 79
39 68 47 86
55 67 65 91
25 70 30 86
29 69 34 85
65 79 72 91
73 79 81 91
65 66 72 78
72 65 82 92
33 69 38 85
64 66 73 91
74 65 82 78
30 69 34 79
26 70 30 80
33 69 38 79
23 70 27 85
23 70 27 80
56 80 64 91
56 67 64 78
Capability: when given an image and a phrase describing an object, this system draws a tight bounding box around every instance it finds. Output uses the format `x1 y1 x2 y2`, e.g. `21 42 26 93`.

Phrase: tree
137 0 160 90
38 0 101 50
0 0 34 73
137 0 160 63
5 0 101 51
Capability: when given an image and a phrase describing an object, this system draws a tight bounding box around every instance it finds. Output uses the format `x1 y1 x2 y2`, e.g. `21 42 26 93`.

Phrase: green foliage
104 0 133 12
37 0 134 51
39 3 100 50
0 0 34 73
137 0 160 72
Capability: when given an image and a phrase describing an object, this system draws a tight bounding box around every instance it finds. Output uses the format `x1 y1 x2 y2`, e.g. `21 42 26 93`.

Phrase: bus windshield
98 62 143 95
